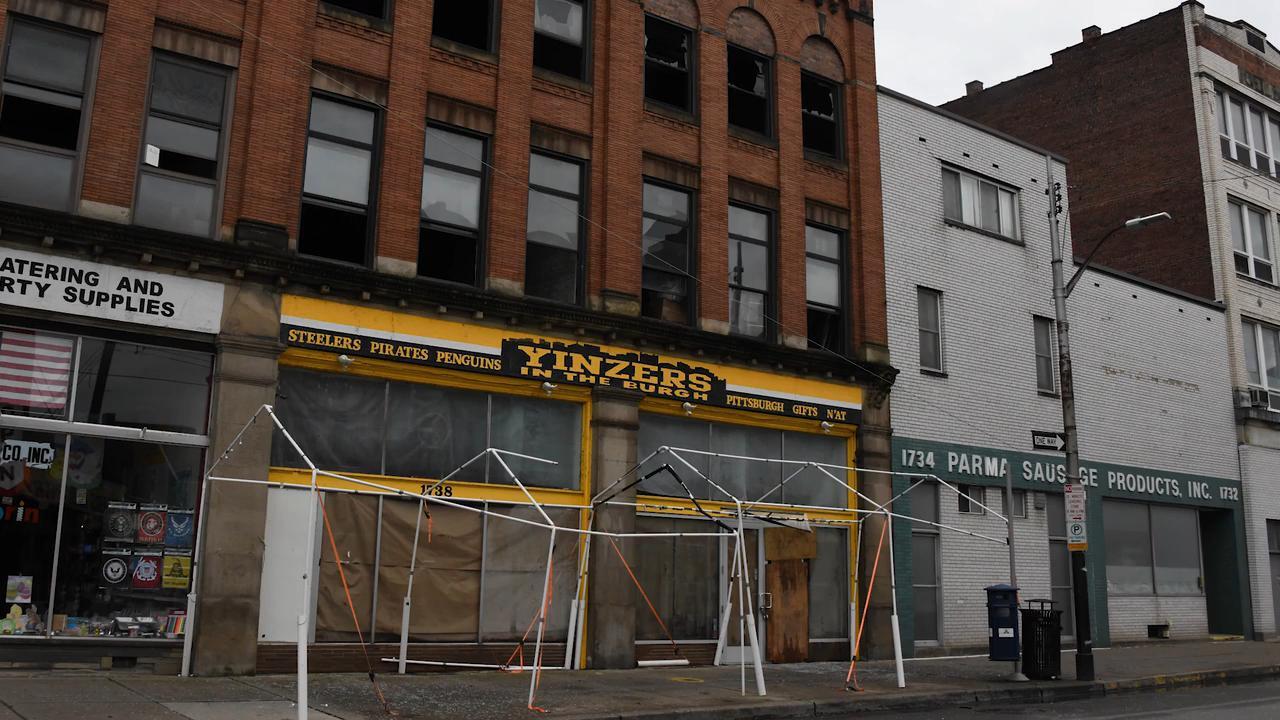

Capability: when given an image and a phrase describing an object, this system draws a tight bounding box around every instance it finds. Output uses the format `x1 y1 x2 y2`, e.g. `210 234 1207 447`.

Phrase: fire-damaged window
805 224 844 351
641 181 694 324
644 15 693 113
533 0 588 81
134 54 231 238
420 125 487 285
298 95 380 265
727 44 771 138
432 0 495 53
321 0 389 21
525 151 585 304
0 19 94 211
801 71 840 157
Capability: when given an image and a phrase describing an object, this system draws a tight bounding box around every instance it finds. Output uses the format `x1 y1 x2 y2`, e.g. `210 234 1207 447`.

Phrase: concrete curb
575 664 1280 720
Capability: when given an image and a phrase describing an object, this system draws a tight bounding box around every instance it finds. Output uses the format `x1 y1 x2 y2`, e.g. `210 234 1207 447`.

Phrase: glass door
1 429 66 637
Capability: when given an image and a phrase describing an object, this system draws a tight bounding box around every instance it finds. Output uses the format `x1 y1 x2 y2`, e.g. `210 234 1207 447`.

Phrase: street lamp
1046 155 1169 683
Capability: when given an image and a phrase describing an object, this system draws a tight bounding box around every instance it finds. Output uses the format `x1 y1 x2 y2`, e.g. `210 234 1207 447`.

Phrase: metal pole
1006 466 1028 682
397 497 425 674
1046 154 1095 682
528 528 557 709
884 510 905 688
298 467 320 720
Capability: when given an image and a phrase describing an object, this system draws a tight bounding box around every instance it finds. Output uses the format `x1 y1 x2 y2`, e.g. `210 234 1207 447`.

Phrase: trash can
1020 598 1063 680
984 584 1019 662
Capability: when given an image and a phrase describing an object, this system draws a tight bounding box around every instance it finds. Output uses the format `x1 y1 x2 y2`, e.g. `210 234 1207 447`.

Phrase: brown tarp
315 493 379 641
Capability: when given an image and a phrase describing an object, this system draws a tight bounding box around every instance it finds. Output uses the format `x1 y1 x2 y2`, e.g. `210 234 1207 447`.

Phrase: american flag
0 332 75 411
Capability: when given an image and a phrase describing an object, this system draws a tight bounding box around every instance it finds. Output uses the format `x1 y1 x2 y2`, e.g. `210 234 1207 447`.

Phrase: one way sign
1031 430 1067 452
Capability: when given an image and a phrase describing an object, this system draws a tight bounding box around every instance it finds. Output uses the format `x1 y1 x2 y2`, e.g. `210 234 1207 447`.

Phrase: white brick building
879 87 1247 653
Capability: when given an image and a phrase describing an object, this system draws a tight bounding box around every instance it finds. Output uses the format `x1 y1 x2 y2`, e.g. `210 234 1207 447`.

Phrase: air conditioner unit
1249 386 1270 408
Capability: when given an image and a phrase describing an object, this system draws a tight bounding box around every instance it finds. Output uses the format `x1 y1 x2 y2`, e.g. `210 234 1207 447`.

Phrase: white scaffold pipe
382 658 568 671
297 466 321 720
589 448 665 504
884 509 906 689
736 502 767 697
528 528 557 709
397 497 426 674
490 451 555 526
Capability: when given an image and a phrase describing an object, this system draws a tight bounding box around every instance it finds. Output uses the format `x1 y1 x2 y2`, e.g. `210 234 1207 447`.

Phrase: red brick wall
942 7 1215 301
9 0 889 358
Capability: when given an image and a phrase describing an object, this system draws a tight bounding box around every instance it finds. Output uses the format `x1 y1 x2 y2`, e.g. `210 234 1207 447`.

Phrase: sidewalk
1 640 1277 720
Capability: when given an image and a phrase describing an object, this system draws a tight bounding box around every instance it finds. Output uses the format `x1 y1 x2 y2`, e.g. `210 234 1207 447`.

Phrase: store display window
0 325 211 640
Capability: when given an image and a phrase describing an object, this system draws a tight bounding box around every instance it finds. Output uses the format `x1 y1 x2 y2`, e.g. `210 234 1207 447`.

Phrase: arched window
725 8 776 138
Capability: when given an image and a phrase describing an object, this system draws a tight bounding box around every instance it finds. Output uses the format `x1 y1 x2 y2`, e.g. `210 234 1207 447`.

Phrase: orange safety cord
319 497 397 717
607 536 682 660
845 515 889 692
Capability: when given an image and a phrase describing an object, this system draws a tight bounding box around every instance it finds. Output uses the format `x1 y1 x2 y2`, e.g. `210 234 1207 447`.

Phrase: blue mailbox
984 584 1020 662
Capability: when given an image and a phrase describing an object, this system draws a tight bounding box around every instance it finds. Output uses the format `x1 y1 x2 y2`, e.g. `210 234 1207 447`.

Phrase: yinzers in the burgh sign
282 324 857 424
502 339 723 401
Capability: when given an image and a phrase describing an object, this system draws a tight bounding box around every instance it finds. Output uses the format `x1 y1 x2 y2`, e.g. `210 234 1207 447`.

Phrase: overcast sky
875 1 1280 105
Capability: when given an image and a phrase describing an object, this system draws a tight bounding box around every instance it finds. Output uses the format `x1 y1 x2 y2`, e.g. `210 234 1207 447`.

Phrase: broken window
321 1 389 20
533 0 587 80
801 72 840 157
298 95 379 265
134 55 230 237
727 44 771 138
525 151 583 304
728 204 771 339
644 15 692 112
641 181 693 324
433 0 494 53
805 224 843 351
420 125 487 285
0 19 92 211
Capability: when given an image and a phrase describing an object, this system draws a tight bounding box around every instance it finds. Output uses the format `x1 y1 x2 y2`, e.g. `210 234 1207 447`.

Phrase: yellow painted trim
266 467 587 506
281 348 592 402
639 397 857 437
281 295 863 407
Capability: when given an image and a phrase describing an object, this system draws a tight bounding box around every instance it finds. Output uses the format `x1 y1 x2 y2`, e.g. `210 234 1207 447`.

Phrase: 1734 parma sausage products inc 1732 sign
0 247 225 334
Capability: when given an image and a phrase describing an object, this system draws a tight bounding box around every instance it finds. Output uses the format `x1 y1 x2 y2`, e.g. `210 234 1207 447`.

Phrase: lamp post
1045 155 1169 682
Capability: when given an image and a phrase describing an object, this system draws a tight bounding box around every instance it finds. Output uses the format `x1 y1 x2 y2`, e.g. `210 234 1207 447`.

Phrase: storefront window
478 505 577 641
53 439 202 637
74 338 213 434
272 367 582 489
1103 499 1202 596
1 430 64 636
634 515 719 640
0 324 211 640
809 527 848 639
637 413 848 508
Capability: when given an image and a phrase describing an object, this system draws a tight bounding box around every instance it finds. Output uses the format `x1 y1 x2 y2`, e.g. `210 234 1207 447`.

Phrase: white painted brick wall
879 90 1239 647
1191 25 1280 637
1108 597 1209 642
1239 444 1280 635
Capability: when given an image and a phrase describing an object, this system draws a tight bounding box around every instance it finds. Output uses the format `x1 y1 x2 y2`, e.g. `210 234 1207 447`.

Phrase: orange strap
319 497 395 716
607 536 680 658
846 515 889 690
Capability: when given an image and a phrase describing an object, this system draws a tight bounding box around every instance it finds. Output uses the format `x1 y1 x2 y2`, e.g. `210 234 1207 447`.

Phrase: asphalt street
858 679 1280 719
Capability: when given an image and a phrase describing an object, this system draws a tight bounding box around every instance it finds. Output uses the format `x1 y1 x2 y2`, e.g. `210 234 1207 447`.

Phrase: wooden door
764 528 814 663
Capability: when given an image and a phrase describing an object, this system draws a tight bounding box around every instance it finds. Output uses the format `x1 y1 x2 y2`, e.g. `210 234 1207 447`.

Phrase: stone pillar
191 285 281 675
584 387 642 669
856 386 895 659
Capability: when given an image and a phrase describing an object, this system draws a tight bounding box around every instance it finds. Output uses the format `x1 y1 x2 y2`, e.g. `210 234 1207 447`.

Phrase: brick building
942 1 1280 640
880 87 1248 653
0 0 896 675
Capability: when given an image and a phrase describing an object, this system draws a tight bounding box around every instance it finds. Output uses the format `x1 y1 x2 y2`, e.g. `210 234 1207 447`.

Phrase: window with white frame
1218 88 1280 180
1242 318 1280 410
942 166 1019 239
917 286 944 373
1034 315 1056 393
1229 198 1274 283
